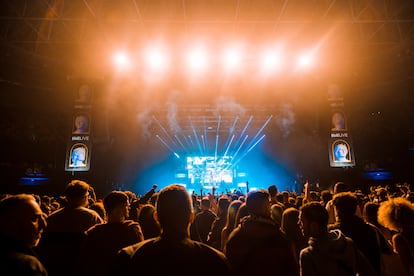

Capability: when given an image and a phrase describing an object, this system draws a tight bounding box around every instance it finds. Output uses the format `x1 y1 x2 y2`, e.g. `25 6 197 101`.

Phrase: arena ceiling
1 0 413 126
0 0 413 82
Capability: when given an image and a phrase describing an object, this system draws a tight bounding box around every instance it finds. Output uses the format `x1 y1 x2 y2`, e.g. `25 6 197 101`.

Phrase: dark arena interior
1 0 414 198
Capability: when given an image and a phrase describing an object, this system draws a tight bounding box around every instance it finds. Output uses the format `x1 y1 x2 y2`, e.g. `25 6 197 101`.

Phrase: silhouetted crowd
0 179 413 275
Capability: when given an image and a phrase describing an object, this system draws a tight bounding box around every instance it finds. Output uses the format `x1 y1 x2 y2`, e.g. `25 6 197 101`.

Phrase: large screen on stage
186 156 233 186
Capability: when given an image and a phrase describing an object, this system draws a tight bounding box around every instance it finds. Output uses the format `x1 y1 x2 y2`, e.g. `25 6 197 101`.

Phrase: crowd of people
0 179 413 275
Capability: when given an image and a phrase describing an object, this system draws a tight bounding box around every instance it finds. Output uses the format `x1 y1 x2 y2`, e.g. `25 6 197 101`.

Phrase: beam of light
223 116 239 152
152 116 178 151
203 117 208 156
231 116 253 156
246 135 266 153
201 135 206 156
223 134 235 157
185 135 194 149
232 134 266 169
190 118 204 156
216 115 222 134
246 115 273 149
214 135 219 161
231 135 249 162
174 134 188 154
156 135 180 159
214 115 221 159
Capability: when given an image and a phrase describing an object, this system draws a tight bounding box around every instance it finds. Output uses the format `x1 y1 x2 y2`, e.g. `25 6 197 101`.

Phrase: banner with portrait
65 142 92 171
329 138 355 167
65 80 95 172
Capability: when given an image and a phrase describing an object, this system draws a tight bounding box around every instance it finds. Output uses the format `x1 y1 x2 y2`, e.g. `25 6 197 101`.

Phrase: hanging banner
329 138 356 167
65 82 94 172
327 84 355 168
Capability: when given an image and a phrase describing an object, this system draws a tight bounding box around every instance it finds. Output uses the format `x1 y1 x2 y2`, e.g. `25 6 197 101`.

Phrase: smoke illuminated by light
112 50 131 71
184 44 210 74
259 48 284 74
221 44 244 72
296 51 315 70
109 42 320 77
142 44 170 73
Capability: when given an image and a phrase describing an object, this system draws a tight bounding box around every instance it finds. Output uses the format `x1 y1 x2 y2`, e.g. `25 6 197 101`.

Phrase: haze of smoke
214 95 246 116
276 103 295 138
166 92 181 134
137 105 154 140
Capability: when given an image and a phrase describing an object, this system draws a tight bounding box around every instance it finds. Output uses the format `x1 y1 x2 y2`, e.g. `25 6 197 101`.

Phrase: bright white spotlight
259 49 284 74
221 45 243 72
296 52 315 70
112 51 131 71
143 45 169 72
185 45 209 74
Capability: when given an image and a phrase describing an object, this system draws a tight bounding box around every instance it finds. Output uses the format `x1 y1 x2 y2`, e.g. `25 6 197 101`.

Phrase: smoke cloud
213 96 246 116
275 103 295 138
137 105 154 140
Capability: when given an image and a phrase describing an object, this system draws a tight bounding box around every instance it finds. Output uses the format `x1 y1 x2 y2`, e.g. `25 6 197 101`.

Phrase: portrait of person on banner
69 144 88 168
75 83 92 103
327 83 343 102
332 140 351 163
72 113 90 134
331 111 346 131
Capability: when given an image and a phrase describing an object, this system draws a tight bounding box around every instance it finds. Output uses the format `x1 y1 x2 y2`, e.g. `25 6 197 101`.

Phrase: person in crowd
281 207 308 264
295 195 305 209
270 203 284 229
375 187 390 204
320 190 333 207
81 191 144 276
221 199 243 251
234 201 249 227
110 184 230 275
325 182 351 225
282 191 296 208
0 194 48 275
43 180 103 232
268 184 283 207
299 201 376 276
190 196 217 243
137 203 161 240
363 201 393 243
128 184 158 221
378 197 414 275
363 201 405 276
89 200 105 221
207 196 230 250
329 191 381 276
224 189 299 275
36 180 103 276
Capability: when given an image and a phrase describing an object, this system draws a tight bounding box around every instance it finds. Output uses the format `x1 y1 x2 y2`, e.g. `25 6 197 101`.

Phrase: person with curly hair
378 197 414 276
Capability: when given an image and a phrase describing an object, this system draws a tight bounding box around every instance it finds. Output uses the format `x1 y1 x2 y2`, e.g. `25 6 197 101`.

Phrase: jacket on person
225 215 299 275
300 229 377 276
